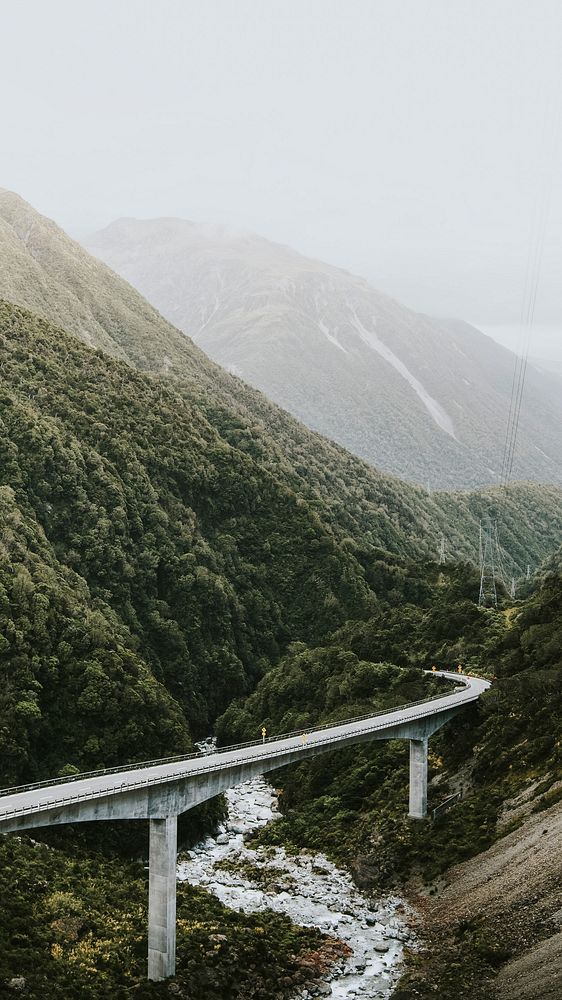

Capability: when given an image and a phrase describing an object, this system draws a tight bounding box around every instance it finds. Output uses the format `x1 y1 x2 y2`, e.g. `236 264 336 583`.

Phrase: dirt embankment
402 788 562 999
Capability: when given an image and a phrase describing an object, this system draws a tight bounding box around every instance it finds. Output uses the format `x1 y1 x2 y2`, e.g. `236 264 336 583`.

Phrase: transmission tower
438 534 446 565
479 522 483 571
478 519 498 607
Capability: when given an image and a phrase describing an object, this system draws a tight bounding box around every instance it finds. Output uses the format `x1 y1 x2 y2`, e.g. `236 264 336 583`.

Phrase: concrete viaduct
0 670 489 981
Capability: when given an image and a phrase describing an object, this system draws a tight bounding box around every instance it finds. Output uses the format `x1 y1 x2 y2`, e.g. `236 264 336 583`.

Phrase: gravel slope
420 792 562 999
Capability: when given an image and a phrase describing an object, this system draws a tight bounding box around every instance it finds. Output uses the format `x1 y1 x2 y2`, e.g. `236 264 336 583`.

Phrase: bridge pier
408 737 428 819
0 673 489 982
148 815 178 981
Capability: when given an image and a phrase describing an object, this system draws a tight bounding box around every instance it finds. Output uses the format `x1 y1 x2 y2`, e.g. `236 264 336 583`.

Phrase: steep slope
85 217 562 490
0 301 372 783
0 188 209 377
2 300 562 789
0 195 560 999
217 565 562 1000
0 482 191 786
2 191 560 580
415 796 562 1000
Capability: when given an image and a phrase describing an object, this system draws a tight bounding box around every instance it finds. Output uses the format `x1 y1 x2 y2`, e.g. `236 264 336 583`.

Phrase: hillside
0 199 561 998
0 189 211 377
1 192 560 577
217 564 562 1000
2 299 562 790
0 300 371 784
84 217 562 489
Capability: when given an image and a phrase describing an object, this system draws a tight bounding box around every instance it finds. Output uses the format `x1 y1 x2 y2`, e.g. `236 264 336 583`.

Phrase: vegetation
0 300 380 783
0 282 560 998
218 564 562 998
218 564 561 875
84 216 562 491
2 190 562 572
0 835 334 999
2 301 560 785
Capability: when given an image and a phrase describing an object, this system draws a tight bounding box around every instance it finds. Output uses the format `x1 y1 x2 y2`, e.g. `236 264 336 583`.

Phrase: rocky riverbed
177 773 414 998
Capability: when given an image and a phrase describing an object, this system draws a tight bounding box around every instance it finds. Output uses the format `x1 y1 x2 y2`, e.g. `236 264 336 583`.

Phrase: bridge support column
148 815 177 981
408 738 428 819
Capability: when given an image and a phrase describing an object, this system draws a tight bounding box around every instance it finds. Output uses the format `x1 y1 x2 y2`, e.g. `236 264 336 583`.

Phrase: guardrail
0 675 468 799
0 677 484 822
432 791 462 821
0 696 475 820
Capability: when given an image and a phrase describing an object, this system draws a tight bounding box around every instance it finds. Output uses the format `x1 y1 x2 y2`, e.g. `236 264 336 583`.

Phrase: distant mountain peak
85 216 562 489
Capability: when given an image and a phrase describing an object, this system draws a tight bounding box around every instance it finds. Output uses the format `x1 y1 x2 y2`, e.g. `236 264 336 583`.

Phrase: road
0 670 490 833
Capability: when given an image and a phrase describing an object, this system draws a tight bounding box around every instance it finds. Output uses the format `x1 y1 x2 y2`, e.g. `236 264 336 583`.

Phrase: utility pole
478 518 498 608
478 520 484 572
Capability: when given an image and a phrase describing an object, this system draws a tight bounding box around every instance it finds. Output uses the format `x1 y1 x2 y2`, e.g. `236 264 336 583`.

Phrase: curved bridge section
0 670 490 980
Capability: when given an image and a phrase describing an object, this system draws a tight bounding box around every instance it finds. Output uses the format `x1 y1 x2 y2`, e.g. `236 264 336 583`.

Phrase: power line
500 99 560 487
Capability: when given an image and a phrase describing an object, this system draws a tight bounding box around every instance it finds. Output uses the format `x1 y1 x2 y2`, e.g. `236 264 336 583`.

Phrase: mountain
0 299 371 783
1 193 562 999
4 297 562 786
2 191 560 579
1 192 562 784
84 217 562 490
0 188 210 377
217 561 562 1000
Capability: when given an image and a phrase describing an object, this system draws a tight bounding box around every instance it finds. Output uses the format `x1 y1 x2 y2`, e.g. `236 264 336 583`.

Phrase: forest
0 299 561 999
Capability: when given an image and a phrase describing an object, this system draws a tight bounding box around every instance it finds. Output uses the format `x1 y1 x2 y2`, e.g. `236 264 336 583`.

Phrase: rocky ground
178 775 416 998
398 783 562 999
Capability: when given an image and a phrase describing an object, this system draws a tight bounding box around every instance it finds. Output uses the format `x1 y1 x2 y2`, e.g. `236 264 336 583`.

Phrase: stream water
177 770 414 998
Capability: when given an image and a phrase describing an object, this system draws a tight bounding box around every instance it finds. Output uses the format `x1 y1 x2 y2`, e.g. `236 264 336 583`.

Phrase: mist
2 0 561 352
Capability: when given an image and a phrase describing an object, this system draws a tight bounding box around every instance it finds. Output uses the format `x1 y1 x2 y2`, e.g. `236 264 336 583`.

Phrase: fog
2 0 561 350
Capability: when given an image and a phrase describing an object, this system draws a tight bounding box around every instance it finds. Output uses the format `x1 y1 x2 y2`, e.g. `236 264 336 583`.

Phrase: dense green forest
217 563 562 999
218 561 561 874
1 190 562 572
2 300 561 787
0 287 561 998
2 545 559 997
0 834 338 1000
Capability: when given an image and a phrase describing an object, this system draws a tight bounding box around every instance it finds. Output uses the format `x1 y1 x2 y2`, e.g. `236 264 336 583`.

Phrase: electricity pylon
478 519 498 608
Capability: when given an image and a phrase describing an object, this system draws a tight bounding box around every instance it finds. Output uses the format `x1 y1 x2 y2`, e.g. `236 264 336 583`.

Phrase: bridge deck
0 671 489 831
0 669 491 981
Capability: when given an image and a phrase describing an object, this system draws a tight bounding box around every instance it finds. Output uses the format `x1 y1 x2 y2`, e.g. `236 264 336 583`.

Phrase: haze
2 0 561 362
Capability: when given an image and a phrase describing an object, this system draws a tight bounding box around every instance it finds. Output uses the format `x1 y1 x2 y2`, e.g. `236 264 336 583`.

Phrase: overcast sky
2 0 561 328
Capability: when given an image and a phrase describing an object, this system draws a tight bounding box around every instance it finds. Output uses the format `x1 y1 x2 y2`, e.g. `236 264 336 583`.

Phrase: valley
0 195 560 1000
85 216 562 489
2 5 561 997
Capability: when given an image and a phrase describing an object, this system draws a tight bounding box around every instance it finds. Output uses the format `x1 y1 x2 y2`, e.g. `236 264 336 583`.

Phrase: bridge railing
0 689 480 822
0 674 475 800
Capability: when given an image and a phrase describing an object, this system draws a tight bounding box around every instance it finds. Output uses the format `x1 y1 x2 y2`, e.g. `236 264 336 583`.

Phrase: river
177 770 414 998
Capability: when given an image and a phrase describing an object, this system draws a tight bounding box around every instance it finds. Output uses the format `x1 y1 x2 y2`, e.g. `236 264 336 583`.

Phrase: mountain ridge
85 215 562 490
1 191 561 583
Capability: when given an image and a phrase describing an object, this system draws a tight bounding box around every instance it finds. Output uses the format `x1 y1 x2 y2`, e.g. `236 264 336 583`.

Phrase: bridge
0 670 489 981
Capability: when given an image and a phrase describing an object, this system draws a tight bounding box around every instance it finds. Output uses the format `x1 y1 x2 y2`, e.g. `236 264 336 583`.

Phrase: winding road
0 669 490 980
